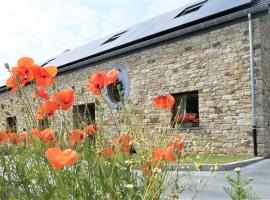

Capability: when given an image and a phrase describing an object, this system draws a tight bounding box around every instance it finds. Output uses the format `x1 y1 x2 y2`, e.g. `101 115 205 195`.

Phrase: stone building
0 0 270 156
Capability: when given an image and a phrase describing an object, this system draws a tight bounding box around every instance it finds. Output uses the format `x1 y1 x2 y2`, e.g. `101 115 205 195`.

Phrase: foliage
224 168 259 200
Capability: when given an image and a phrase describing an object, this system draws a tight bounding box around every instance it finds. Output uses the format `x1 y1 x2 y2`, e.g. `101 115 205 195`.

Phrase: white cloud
0 0 195 86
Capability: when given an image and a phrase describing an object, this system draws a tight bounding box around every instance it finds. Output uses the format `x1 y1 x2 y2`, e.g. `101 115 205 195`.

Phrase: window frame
171 91 199 128
72 103 95 129
6 116 17 133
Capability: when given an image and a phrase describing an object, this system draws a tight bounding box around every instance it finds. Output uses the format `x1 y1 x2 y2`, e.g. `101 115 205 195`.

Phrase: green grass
182 154 254 164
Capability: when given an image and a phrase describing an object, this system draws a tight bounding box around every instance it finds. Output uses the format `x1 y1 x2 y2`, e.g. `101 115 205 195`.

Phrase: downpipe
248 13 258 156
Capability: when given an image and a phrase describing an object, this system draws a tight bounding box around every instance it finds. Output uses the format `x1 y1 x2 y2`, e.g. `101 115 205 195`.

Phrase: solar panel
44 0 252 68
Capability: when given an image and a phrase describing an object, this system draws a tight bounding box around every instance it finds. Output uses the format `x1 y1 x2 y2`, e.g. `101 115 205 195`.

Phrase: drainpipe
248 13 258 157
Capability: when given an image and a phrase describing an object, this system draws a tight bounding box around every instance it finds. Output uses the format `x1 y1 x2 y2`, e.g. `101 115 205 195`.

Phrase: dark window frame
171 91 199 128
38 116 50 130
6 116 17 133
73 103 95 129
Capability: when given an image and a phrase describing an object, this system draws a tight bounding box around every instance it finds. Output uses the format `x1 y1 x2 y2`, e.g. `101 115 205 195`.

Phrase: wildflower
168 136 184 152
99 147 115 158
6 57 36 92
124 184 134 189
7 133 17 143
40 128 55 144
32 87 49 100
195 162 204 171
51 89 75 110
114 134 134 153
0 131 8 143
31 128 41 138
86 71 107 95
12 57 35 81
150 145 177 162
6 74 27 92
45 147 79 170
33 65 57 86
15 133 31 144
152 94 175 109
234 167 241 173
85 124 101 135
35 100 58 120
70 129 86 145
106 68 119 85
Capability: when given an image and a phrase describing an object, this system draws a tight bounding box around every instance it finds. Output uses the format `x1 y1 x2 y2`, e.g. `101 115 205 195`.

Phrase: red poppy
70 129 86 145
85 124 101 135
113 134 133 153
40 128 55 144
45 147 79 170
150 145 177 162
152 95 175 109
32 87 49 100
31 128 41 138
35 100 58 120
15 133 31 144
0 132 8 143
168 137 184 152
12 57 35 81
33 66 58 86
7 133 17 143
51 89 75 110
99 147 115 158
6 74 27 92
86 71 107 95
106 68 119 85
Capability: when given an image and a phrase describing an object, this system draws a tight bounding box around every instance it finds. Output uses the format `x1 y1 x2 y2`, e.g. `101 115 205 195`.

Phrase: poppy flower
6 74 27 92
33 65 58 86
168 137 184 152
70 129 86 145
153 94 175 109
31 128 41 138
86 71 107 95
32 87 49 100
99 147 115 158
45 147 79 170
150 145 177 162
12 57 35 82
85 124 101 135
15 133 31 144
0 132 8 143
35 100 58 120
7 133 17 143
40 128 55 144
106 68 119 85
51 89 75 110
113 134 133 153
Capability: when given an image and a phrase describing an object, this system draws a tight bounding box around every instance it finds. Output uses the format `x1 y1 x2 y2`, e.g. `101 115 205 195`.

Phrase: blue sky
0 0 196 86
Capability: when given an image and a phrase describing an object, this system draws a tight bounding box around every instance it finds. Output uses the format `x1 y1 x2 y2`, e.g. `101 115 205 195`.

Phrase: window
107 80 125 103
104 64 130 109
171 91 199 128
38 116 50 130
174 0 207 18
101 31 128 45
73 103 95 128
6 116 17 133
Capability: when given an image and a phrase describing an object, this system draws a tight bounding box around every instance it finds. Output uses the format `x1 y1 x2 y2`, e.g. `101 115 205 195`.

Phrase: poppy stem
101 94 120 135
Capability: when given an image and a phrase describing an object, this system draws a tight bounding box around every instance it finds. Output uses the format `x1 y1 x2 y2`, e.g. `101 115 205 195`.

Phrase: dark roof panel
46 0 253 68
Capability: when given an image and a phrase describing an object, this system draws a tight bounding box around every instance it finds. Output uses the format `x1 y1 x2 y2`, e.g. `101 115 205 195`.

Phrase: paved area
172 158 270 200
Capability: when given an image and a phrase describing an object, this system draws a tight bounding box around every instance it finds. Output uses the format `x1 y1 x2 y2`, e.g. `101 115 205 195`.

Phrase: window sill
167 126 203 133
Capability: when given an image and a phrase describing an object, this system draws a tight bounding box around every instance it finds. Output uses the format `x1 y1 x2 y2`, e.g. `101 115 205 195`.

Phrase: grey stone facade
0 15 270 156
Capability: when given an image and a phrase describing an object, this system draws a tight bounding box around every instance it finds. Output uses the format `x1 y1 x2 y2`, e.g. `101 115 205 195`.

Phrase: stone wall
0 16 269 156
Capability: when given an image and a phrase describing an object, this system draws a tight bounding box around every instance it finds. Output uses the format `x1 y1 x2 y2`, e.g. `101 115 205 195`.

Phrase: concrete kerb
166 157 264 171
